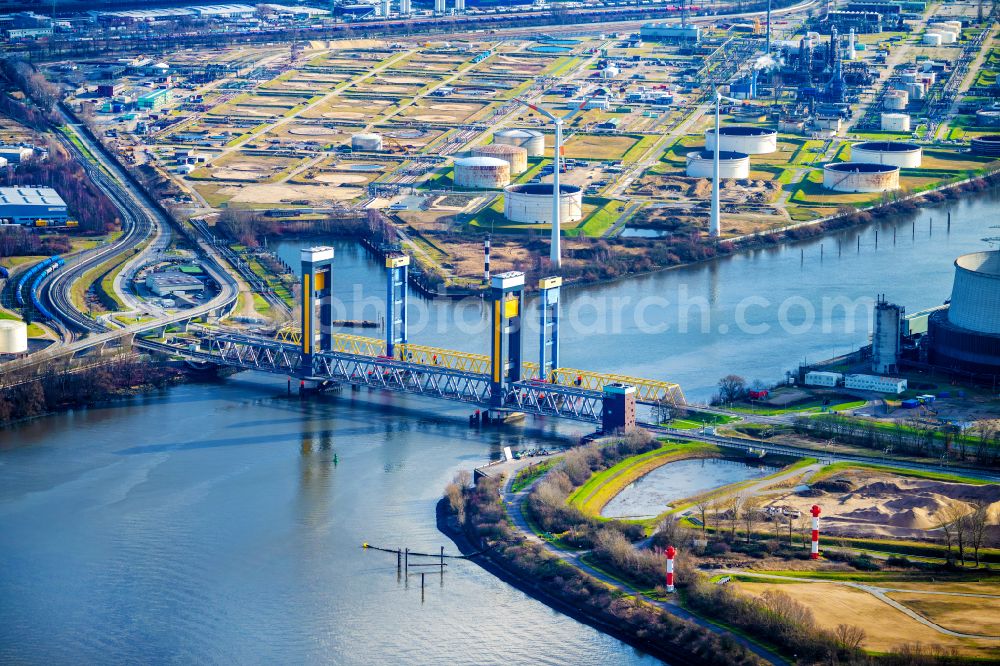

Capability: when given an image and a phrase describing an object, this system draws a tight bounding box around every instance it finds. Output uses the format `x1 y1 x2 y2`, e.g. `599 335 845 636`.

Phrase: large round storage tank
971 134 1000 156
850 141 922 168
705 126 777 154
0 319 28 354
884 90 908 110
685 150 750 179
472 143 528 174
947 252 1000 334
938 31 957 44
352 133 383 151
493 128 545 157
905 82 925 100
503 183 583 224
823 162 900 193
928 251 1000 372
922 32 942 46
881 112 911 132
454 156 510 188
976 109 1000 127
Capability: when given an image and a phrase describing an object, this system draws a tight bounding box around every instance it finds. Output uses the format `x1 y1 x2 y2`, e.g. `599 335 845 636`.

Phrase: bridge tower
538 276 561 381
301 247 335 370
489 271 525 411
385 254 409 358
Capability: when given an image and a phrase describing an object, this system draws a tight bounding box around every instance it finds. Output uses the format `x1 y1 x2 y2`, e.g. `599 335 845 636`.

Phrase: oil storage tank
922 32 942 46
928 251 1000 372
472 143 528 174
503 183 583 224
823 162 900 192
971 135 1000 157
850 141 922 167
686 150 750 178
454 156 510 188
352 133 383 151
975 108 1000 127
880 112 911 132
705 126 777 154
493 128 545 157
0 319 28 355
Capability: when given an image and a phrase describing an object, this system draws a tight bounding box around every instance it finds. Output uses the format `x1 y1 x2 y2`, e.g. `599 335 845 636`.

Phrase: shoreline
435 497 690 666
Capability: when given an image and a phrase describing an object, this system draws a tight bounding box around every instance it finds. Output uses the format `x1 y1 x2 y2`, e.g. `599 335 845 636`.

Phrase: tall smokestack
766 0 771 54
483 235 491 285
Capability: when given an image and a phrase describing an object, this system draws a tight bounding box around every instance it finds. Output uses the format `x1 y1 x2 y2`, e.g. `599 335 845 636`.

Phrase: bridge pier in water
488 271 525 419
300 246 335 372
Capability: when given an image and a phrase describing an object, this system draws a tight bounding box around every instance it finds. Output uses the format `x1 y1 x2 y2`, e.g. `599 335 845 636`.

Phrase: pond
529 45 572 54
600 458 778 519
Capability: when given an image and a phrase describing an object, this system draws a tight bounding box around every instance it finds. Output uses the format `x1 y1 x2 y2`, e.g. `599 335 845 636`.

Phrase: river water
1 189 997 663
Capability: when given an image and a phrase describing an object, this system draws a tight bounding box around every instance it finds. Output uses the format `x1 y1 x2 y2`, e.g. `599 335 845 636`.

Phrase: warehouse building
145 271 204 297
0 187 68 225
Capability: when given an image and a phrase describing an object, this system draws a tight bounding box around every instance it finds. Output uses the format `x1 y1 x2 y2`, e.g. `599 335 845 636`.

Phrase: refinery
2 1 1000 664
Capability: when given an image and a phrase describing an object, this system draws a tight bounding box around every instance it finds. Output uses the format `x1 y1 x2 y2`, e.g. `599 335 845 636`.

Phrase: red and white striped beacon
665 545 676 592
810 505 822 560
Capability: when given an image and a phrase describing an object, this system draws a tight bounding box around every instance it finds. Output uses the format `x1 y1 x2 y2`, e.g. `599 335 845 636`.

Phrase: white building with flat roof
804 371 843 387
844 374 907 394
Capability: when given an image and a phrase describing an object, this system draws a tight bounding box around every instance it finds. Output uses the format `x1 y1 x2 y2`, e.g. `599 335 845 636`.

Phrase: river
1 189 996 663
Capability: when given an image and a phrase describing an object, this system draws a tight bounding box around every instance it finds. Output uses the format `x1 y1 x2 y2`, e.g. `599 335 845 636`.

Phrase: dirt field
736 581 1000 656
220 182 363 204
561 134 639 161
887 592 1000 635
761 468 1000 539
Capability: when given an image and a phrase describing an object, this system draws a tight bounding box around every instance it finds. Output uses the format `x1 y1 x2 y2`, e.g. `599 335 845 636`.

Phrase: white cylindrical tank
881 112 911 132
923 32 942 46
454 156 510 188
901 70 918 84
503 183 583 224
823 162 900 193
906 82 926 99
352 133 383 151
493 128 545 157
0 319 28 354
705 126 777 155
948 251 1000 334
884 90 908 110
600 65 619 79
472 143 528 174
938 31 957 44
685 150 750 179
850 141 922 168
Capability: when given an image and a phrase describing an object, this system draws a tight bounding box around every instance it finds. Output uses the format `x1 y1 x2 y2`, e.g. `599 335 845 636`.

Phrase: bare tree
742 495 764 543
969 500 991 567
717 375 747 404
835 624 866 651
726 493 745 540
694 497 715 539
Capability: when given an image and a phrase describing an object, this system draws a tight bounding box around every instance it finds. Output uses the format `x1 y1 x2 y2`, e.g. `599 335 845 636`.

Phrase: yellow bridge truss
274 328 685 405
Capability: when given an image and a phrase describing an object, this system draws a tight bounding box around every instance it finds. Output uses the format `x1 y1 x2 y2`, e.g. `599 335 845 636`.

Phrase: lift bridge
180 247 685 431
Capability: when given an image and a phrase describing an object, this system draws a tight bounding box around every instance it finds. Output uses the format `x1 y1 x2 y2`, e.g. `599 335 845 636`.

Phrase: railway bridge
167 246 685 432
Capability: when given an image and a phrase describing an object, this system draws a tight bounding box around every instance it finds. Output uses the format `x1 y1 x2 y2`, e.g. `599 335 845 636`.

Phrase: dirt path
497 469 791 666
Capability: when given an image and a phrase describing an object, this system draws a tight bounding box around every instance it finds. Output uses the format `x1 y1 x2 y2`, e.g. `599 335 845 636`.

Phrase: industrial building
850 141 922 168
873 297 904 374
137 88 173 111
503 183 582 225
145 271 205 297
823 162 899 193
686 150 750 179
639 23 701 44
454 156 510 189
705 126 777 155
0 187 68 225
805 371 843 387
0 145 34 163
928 251 1000 373
844 374 907 394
